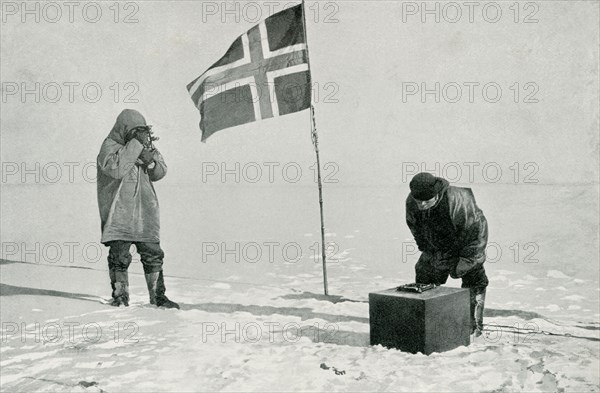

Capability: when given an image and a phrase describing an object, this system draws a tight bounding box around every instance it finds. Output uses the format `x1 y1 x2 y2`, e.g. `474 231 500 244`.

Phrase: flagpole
311 106 329 296
301 0 328 296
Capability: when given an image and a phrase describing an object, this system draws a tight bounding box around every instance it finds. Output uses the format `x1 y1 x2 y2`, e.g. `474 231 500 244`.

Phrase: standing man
406 172 488 336
97 109 179 309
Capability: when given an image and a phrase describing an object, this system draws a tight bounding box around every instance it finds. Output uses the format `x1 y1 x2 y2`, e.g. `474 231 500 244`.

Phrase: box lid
369 286 469 300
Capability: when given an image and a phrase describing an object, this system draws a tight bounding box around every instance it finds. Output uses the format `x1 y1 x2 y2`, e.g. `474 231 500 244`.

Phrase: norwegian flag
187 4 311 141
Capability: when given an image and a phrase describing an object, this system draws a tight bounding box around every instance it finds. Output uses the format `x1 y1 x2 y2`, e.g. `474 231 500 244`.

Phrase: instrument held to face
126 125 159 149
125 125 160 174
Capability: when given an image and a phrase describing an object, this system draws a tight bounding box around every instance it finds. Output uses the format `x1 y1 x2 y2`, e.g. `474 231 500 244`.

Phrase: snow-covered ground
1 258 599 392
2 184 600 391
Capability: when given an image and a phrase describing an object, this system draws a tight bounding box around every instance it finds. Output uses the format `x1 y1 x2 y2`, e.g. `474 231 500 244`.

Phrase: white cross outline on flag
266 63 309 116
190 19 308 123
201 75 262 122
258 22 307 60
189 34 251 100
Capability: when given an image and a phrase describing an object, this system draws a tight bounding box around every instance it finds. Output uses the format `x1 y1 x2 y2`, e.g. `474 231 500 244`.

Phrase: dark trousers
107 241 164 274
415 252 489 288
415 252 488 331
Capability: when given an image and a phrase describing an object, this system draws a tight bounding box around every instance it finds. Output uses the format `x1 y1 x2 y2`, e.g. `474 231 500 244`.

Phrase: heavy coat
97 109 167 244
406 179 488 278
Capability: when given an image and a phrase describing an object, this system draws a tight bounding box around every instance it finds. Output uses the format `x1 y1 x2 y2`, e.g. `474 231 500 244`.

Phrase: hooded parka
97 109 166 244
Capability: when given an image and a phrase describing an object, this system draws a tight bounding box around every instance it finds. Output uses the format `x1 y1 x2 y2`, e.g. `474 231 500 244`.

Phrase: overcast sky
1 1 598 186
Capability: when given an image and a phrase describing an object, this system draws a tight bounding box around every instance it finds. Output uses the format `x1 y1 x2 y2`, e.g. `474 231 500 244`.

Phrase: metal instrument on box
396 283 437 293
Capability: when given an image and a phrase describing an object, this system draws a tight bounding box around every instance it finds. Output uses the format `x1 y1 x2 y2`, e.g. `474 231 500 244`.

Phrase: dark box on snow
369 286 470 354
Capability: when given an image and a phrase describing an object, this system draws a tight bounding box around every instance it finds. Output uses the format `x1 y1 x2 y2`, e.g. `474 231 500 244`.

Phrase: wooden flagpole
311 105 329 296
301 0 328 296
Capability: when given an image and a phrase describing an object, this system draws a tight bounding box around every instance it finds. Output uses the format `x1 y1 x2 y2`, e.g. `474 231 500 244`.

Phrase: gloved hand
430 250 456 272
451 257 475 278
125 126 156 148
139 148 155 166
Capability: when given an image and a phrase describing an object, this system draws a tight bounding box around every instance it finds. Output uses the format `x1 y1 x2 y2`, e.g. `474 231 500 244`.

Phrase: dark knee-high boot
110 270 129 307
469 287 486 336
145 271 179 309
109 268 116 298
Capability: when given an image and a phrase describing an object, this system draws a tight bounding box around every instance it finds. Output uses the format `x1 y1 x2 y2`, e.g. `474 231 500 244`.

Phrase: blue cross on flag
187 4 311 141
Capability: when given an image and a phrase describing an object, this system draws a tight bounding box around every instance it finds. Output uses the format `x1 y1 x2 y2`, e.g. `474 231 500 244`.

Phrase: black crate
369 286 471 354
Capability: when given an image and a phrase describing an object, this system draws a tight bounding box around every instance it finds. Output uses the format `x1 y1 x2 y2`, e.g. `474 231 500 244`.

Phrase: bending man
406 172 488 336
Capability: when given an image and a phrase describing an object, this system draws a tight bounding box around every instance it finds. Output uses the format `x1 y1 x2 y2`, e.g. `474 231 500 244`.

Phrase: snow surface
1 182 599 392
1 261 599 392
